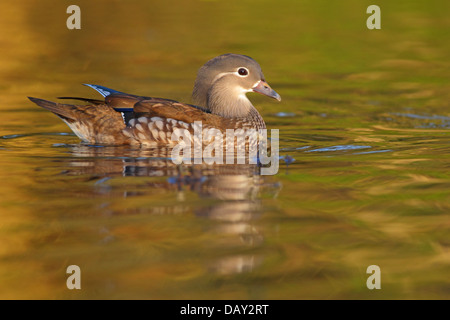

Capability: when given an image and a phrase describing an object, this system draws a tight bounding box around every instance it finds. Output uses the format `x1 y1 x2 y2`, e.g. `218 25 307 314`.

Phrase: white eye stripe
211 71 235 83
211 68 250 83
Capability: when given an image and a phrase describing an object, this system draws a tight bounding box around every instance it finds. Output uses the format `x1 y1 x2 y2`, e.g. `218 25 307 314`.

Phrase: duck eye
238 68 249 76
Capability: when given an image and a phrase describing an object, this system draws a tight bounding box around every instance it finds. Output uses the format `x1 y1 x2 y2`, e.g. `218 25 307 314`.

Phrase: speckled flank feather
123 117 192 146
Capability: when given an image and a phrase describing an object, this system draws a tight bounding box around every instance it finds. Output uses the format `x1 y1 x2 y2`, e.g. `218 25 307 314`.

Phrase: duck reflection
60 144 281 275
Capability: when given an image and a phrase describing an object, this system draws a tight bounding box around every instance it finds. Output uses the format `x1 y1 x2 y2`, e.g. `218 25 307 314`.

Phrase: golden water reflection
0 0 449 299
62 145 280 276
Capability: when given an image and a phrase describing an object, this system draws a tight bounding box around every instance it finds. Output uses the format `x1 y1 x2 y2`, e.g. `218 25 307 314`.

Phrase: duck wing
85 84 226 126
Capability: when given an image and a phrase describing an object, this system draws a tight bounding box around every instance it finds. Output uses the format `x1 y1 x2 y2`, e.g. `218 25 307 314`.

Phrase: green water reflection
0 0 449 299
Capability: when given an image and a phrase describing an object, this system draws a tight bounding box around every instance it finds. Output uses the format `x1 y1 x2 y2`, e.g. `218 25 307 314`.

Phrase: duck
28 53 281 146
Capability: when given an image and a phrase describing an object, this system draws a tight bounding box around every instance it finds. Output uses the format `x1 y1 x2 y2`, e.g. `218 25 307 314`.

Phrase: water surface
0 0 449 299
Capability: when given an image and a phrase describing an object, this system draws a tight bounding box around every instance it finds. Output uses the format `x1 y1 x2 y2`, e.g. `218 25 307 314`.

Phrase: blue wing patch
83 84 135 124
83 84 124 97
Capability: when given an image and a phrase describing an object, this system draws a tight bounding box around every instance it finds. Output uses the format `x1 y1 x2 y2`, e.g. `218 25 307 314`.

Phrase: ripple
391 113 450 121
274 112 296 117
305 145 371 153
388 113 450 129
1 132 74 139
52 143 71 147
279 155 295 165
1 134 25 139
353 149 392 155
280 146 311 152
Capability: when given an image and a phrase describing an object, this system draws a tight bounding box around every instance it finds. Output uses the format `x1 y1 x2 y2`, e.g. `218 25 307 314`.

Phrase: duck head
192 54 281 118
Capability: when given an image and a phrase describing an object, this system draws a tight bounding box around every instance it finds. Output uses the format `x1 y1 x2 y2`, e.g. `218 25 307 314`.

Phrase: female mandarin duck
28 54 281 146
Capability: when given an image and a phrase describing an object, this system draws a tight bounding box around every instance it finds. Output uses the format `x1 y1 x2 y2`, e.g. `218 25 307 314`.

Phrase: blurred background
0 0 449 299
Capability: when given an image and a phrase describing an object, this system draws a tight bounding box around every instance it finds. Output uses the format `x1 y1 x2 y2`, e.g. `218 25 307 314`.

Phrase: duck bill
252 80 281 101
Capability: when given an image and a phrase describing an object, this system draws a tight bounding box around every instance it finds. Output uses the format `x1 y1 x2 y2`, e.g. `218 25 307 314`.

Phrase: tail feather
28 97 77 121
57 97 105 105
28 96 128 144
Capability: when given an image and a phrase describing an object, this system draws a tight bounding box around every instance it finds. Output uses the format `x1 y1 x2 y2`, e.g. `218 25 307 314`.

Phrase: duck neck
207 86 266 129
206 79 253 118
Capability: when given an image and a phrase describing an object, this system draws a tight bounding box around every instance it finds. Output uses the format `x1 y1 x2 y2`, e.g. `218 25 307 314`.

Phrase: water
0 0 449 299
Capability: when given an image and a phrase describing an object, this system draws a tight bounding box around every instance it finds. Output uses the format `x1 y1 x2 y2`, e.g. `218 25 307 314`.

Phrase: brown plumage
28 54 280 146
